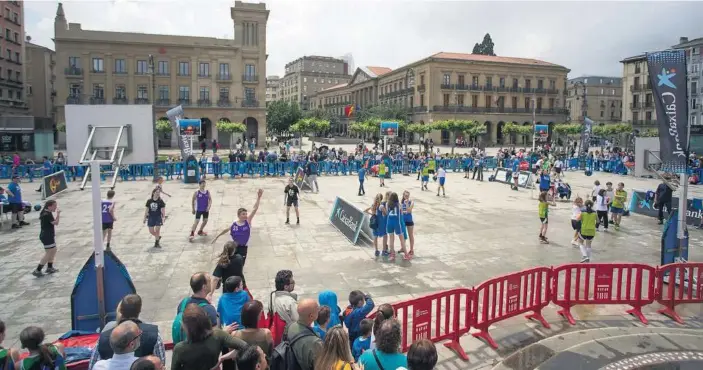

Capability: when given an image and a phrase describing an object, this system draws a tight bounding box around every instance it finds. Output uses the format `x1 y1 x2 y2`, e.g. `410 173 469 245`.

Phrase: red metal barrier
472 267 552 349
391 288 472 361
552 263 656 325
656 262 703 324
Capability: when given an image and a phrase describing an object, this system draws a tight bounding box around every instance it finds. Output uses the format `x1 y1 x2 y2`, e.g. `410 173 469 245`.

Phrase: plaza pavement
0 159 701 365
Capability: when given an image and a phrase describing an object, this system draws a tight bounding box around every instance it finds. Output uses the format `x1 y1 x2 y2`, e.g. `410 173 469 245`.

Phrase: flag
344 104 355 117
647 50 689 172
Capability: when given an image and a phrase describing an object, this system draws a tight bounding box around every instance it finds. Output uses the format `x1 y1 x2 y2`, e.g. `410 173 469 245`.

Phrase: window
303 85 307 92
512 78 519 88
114 59 126 73
5 49 10 60
600 88 604 95
69 56 80 68
485 96 492 108
443 73 450 85
511 97 518 109
458 75 465 86
244 87 256 101
178 86 190 100
549 80 556 90
178 61 190 76
525 79 532 89
115 85 126 99
11 12 17 24
69 83 81 97
13 32 17 42
14 52 18 63
200 87 210 100
137 85 148 99
443 93 450 107
7 90 11 99
457 94 464 106
645 111 652 121
611 111 615 118
89 58 104 72
524 97 530 109
135 60 147 74
93 83 104 98
313 78 317 83
612 89 615 95
219 87 229 100
219 63 230 76
199 62 210 77
600 111 604 118
245 64 256 77
486 76 492 88
472 95 478 107
472 76 479 86
420 75 425 85
6 68 11 80
499 77 505 88
4 29 9 39
3 8 7 18
692 64 700 74
15 71 19 81
549 98 555 109
158 85 169 100
420 94 424 106
158 61 169 75
692 82 698 94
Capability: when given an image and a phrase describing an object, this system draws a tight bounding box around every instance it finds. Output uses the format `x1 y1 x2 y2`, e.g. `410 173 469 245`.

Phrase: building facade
311 52 570 146
565 76 622 124
53 1 269 148
265 75 279 106
673 36 703 127
620 55 657 132
278 55 351 110
26 41 56 121
0 0 27 115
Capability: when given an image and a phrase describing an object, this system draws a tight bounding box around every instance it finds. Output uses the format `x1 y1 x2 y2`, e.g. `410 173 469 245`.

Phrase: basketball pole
89 160 107 329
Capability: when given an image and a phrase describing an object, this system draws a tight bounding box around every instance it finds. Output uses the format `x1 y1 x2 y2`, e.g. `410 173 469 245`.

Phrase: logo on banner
657 68 677 88
335 208 358 231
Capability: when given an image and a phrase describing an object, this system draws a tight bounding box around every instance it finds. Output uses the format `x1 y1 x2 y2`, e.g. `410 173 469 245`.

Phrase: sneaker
389 252 396 262
374 250 380 257
580 257 590 263
19 221 29 226
46 267 59 274
285 219 290 224
381 250 390 258
198 231 208 236
188 235 194 242
540 238 550 244
32 270 44 277
296 219 300 225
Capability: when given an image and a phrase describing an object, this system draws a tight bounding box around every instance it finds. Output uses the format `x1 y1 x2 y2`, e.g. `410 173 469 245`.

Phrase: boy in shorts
101 190 117 250
610 182 627 229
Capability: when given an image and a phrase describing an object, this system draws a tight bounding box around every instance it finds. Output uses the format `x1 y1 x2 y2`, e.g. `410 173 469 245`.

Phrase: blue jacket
318 290 342 328
343 296 375 343
217 290 250 326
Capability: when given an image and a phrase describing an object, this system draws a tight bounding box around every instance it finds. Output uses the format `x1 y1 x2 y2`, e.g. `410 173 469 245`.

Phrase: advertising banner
0 132 34 152
294 167 311 191
628 189 702 226
329 197 367 244
177 118 202 137
647 50 689 171
41 171 68 199
183 155 199 184
534 124 548 142
380 121 399 137
582 117 593 155
492 168 533 188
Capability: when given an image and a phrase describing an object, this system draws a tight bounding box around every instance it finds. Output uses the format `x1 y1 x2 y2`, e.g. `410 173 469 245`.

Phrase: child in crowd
579 200 598 263
379 162 386 187
570 196 584 246
538 191 556 244
611 182 627 229
591 180 601 202
343 290 375 344
313 306 331 340
406 339 438 370
16 326 66 370
605 182 615 223
102 190 117 250
352 319 373 361
420 165 430 191
318 290 342 328
216 276 250 327
0 319 19 369
595 188 609 231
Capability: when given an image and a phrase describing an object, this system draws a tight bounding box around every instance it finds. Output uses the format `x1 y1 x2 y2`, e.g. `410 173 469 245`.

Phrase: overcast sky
25 0 703 78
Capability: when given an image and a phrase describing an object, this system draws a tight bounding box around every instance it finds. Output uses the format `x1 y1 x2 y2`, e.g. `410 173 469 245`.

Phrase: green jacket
286 321 323 370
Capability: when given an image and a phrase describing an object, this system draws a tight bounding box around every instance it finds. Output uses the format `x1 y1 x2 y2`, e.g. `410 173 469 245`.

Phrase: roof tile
431 52 564 68
366 66 393 76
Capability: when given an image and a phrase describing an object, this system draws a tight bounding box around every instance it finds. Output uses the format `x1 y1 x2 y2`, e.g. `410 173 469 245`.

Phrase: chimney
680 37 689 44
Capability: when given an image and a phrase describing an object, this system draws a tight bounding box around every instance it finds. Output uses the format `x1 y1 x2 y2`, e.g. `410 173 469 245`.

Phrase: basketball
34 204 41 211
585 170 593 176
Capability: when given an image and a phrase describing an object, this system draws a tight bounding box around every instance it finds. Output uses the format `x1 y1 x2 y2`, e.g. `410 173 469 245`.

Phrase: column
82 52 92 102
105 53 113 100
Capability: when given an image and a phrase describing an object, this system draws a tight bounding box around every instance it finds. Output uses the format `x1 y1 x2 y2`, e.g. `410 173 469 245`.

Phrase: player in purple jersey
189 180 212 242
101 190 117 250
213 188 263 266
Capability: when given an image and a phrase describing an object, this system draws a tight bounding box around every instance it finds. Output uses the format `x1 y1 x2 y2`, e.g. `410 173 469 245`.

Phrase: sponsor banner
534 124 548 142
582 117 593 155
329 196 366 244
492 168 533 188
294 167 311 190
628 189 702 226
178 118 202 137
380 121 399 137
41 171 68 199
0 132 34 152
183 155 199 184
647 50 689 171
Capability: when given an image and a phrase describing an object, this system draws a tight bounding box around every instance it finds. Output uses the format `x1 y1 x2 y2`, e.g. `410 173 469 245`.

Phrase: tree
434 119 480 154
472 33 496 56
290 118 330 147
406 123 434 151
216 120 246 149
266 101 302 135
552 123 583 149
155 120 172 135
56 122 66 132
638 129 659 137
502 122 532 145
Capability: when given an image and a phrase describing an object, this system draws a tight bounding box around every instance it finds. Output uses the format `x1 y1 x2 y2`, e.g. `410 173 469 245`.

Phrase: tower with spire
54 2 67 37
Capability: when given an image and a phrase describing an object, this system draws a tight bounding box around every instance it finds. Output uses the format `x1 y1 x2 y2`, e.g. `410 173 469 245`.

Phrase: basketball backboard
65 105 155 166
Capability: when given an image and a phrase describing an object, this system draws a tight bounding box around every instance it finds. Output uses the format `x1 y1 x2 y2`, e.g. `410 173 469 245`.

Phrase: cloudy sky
25 0 703 78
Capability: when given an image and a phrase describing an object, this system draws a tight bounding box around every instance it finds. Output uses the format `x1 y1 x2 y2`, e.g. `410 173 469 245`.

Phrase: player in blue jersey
190 180 212 241
101 190 117 250
383 192 408 262
401 191 415 259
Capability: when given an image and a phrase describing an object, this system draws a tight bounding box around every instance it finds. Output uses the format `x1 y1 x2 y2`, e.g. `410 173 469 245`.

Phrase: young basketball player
212 189 263 266
384 192 408 261
579 199 598 262
154 177 172 198
33 200 60 277
284 178 300 225
538 190 556 244
102 190 117 250
401 191 415 258
420 165 430 191
144 189 166 248
436 164 446 197
189 180 212 241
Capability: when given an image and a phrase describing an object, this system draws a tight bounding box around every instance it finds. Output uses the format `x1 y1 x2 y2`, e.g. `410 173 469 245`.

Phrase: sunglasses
130 330 143 344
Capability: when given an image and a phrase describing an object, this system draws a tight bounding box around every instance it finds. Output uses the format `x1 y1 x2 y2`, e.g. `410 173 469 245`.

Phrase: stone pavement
0 164 701 361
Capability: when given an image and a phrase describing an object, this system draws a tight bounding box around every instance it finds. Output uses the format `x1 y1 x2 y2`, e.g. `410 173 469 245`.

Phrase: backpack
268 291 288 346
172 298 210 344
269 325 316 370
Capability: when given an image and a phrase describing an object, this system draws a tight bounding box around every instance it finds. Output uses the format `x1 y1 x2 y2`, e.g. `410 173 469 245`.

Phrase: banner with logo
492 168 533 188
581 117 593 155
647 50 689 171
329 197 366 244
628 189 701 226
0 133 34 152
177 118 202 137
534 124 548 142
41 171 68 199
381 121 399 137
294 167 312 191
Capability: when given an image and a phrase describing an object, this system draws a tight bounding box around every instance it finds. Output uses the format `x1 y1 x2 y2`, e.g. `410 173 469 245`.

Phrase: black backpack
270 325 316 370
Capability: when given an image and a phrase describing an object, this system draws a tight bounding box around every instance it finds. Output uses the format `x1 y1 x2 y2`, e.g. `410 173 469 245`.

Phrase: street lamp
572 81 588 156
148 55 158 182
404 68 415 151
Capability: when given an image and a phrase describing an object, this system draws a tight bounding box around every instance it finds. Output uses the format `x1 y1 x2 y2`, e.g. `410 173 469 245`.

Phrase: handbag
369 214 378 229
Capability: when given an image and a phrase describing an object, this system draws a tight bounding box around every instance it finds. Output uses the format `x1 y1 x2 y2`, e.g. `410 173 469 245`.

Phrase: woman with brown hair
313 326 361 370
359 319 407 370
210 241 245 294
171 304 249 370
232 300 274 358
370 303 395 350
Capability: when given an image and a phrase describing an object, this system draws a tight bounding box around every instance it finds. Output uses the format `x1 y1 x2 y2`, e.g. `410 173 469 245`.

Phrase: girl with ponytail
16 326 66 370
365 193 386 258
33 200 60 277
578 200 598 263
211 241 245 294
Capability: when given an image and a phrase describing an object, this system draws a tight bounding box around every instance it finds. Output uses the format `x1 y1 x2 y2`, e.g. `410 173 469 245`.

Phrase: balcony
440 84 453 90
430 106 569 115
510 86 520 93
4 78 22 86
242 74 258 83
484 85 495 91
91 69 106 74
64 67 83 77
177 99 191 107
134 98 150 104
522 87 535 94
66 96 82 104
217 99 232 107
114 70 128 75
635 68 642 74
630 84 643 92
90 97 106 105
644 101 653 108
155 99 171 107
412 106 428 113
546 88 559 95
630 102 641 109
417 84 426 92
7 17 20 26
197 99 211 107
241 100 259 108
217 74 232 81
198 73 211 78
455 84 469 91
112 97 128 104
469 84 482 91
6 38 20 46
535 87 547 94
496 86 509 93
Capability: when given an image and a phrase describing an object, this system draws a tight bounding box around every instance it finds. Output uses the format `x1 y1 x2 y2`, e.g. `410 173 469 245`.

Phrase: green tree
406 123 435 151
434 119 480 154
155 120 172 135
502 122 532 145
56 121 66 132
472 33 496 56
216 120 246 149
290 118 330 147
552 123 583 149
266 101 302 135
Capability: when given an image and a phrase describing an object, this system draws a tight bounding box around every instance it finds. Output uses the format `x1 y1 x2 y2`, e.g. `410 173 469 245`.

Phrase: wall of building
0 0 28 115
26 42 56 120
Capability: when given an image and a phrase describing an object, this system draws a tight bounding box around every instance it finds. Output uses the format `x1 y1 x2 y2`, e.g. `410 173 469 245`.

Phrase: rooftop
364 66 393 77
431 52 567 69
673 36 703 49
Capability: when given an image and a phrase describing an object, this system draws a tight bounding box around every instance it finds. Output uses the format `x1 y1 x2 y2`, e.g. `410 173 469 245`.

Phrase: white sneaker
571 239 580 246
580 257 590 263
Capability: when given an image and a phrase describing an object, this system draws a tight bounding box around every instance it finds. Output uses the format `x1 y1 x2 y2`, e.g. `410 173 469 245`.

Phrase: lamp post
404 68 415 152
573 81 588 156
148 55 158 182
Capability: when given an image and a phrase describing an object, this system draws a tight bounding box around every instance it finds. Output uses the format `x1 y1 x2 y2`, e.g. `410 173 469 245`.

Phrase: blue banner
380 121 399 137
534 124 548 141
647 50 689 171
178 118 202 137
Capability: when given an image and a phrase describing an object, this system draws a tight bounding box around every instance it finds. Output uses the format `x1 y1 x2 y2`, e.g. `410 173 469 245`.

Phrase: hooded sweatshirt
217 290 251 326
318 290 342 328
